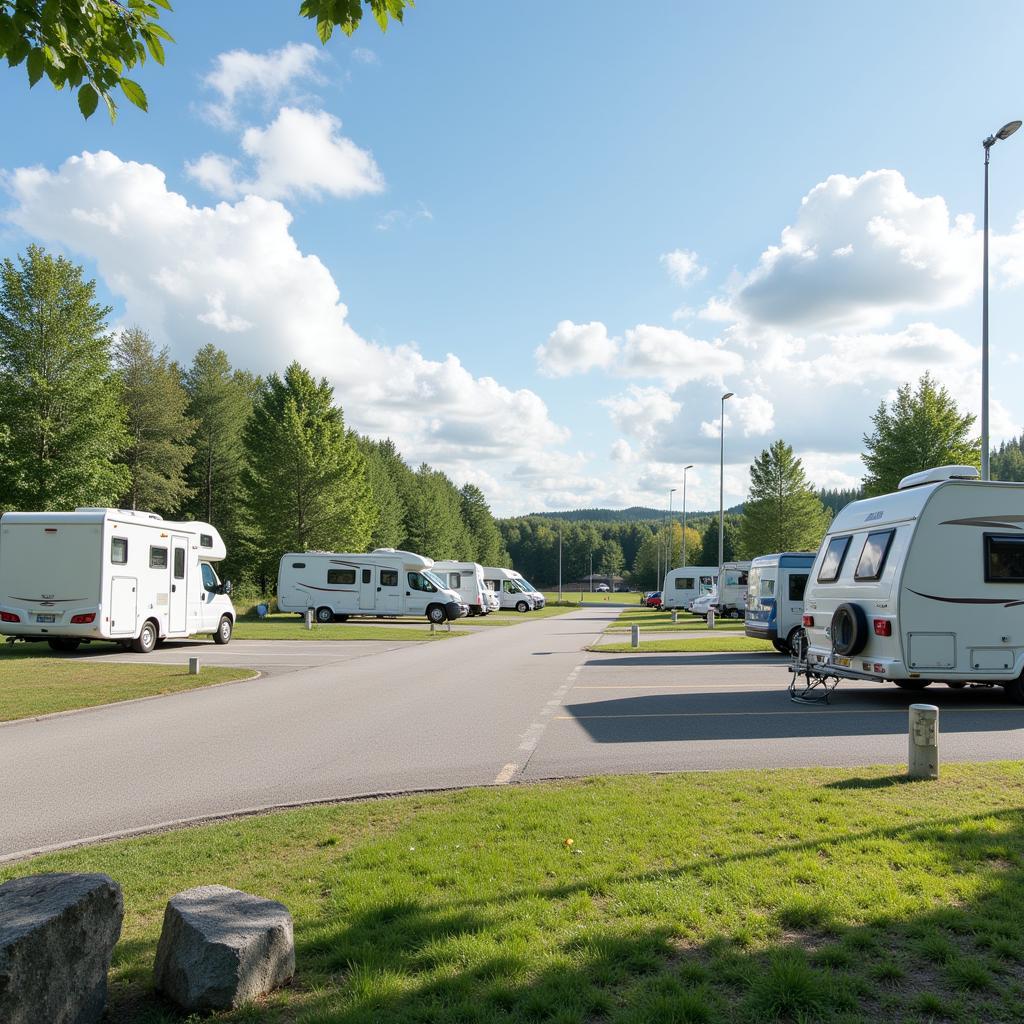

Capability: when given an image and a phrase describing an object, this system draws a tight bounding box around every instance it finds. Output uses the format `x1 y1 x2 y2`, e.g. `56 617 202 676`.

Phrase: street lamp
681 465 694 567
557 521 562 604
719 392 734 583
982 119 1021 480
666 487 677 573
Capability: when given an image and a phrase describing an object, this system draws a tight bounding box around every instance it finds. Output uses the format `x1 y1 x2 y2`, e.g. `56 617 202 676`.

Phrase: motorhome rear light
873 618 892 636
802 614 814 627
0 612 20 622
70 613 96 624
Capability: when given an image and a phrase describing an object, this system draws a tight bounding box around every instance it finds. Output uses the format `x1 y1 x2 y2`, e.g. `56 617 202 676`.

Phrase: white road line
493 662 585 784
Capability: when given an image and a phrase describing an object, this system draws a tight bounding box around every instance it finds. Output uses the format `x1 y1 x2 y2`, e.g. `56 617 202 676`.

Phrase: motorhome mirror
222 580 233 596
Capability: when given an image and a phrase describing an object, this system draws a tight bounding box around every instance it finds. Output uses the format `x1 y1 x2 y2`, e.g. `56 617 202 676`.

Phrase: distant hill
528 504 745 523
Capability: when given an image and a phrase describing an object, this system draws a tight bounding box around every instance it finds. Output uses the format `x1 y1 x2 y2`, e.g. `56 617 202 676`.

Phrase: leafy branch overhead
1 0 413 122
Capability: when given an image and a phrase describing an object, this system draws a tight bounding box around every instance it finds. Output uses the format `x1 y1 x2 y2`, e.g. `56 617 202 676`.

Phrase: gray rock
154 885 294 1011
0 872 123 1024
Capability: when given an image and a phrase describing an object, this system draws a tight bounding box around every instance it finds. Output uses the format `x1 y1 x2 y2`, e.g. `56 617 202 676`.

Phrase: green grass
6 763 1024 1022
607 609 746 632
233 614 466 641
0 646 256 721
541 591 639 605
590 636 777 654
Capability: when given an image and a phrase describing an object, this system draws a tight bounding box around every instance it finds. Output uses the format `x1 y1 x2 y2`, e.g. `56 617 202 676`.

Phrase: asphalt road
3 606 1024 861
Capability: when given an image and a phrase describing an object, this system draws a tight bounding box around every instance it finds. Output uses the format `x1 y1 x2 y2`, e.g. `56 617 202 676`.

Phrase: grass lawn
542 591 640 605
0 646 256 721
6 764 1024 1022
233 615 466 641
607 609 746 632
590 637 777 654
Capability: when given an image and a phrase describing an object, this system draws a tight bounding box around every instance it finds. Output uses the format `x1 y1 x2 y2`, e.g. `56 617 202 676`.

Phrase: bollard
631 624 640 649
188 656 200 676
908 703 939 779
305 608 313 630
706 609 715 630
672 609 678 623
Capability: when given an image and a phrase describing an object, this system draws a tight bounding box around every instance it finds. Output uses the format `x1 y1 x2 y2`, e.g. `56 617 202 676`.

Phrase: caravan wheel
315 606 335 624
132 620 158 654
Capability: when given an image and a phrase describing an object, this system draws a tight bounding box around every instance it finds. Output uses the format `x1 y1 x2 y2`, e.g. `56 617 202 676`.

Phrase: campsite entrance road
3 608 1024 860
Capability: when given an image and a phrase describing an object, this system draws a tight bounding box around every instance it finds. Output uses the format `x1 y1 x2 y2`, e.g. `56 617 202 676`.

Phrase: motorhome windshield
519 578 539 592
511 579 533 593
423 570 448 590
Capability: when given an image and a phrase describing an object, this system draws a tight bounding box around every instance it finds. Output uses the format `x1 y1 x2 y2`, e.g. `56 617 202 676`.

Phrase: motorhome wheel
47 638 81 653
515 600 529 613
946 681 967 690
830 603 868 656
213 615 233 645
316 606 334 624
132 620 158 654
1003 677 1024 705
772 640 789 655
427 604 446 623
786 626 807 659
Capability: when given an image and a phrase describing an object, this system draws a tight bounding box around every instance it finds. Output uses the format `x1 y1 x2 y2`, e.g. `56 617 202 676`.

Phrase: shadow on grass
823 775 925 791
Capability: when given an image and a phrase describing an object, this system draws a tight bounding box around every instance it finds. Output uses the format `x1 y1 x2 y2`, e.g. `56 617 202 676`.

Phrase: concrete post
631 624 640 649
707 609 715 630
672 609 678 623
188 657 199 676
908 703 939 779
305 608 313 630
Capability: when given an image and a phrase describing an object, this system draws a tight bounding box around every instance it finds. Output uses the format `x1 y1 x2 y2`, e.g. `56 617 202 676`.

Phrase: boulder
0 872 123 1024
154 885 294 1011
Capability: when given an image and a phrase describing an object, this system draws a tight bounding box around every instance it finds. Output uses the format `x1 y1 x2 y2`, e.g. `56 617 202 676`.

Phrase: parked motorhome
712 561 751 618
745 552 815 654
0 508 235 653
800 465 1024 702
482 567 541 612
277 549 467 624
432 560 491 616
661 566 718 611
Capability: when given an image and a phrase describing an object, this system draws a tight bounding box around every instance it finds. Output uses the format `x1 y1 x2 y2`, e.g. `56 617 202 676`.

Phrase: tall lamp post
681 464 694 567
666 487 677 573
719 392 734 582
557 521 562 603
982 119 1021 479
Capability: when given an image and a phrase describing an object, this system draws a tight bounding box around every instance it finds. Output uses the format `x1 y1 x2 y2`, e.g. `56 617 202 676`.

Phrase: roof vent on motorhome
897 465 981 490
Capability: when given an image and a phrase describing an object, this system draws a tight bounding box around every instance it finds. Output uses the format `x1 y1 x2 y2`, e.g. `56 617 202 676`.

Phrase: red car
643 591 663 608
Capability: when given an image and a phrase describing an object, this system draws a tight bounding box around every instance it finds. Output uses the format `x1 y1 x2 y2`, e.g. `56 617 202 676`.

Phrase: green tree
114 327 195 514
598 539 625 579
861 373 979 497
700 517 738 566
0 245 128 509
459 482 507 565
358 437 406 549
739 440 831 557
403 464 473 560
991 436 1024 482
242 362 371 574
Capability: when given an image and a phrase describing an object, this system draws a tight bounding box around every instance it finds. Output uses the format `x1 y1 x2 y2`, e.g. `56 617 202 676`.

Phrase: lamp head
684 464 694 471
998 120 1022 140
722 391 735 401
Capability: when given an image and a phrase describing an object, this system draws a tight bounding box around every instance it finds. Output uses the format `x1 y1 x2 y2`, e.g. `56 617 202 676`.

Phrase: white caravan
277 548 467 624
432 560 492 616
0 508 235 653
800 465 1024 702
661 566 718 611
482 567 541 612
745 552 815 654
711 561 751 618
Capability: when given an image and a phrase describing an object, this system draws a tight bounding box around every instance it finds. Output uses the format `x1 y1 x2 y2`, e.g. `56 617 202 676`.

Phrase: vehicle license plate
36 614 55 623
832 655 851 668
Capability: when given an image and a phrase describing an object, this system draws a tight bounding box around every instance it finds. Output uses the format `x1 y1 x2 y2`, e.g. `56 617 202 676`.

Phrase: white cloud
619 324 743 387
200 43 323 128
698 393 775 441
601 386 681 441
535 320 617 378
610 439 634 463
660 248 707 287
7 151 569 514
352 47 379 65
377 202 433 231
186 107 385 201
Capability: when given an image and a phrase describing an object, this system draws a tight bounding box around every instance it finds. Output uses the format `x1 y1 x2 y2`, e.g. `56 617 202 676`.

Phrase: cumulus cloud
699 393 775 440
660 248 707 287
186 107 385 201
601 386 681 441
535 320 617 377
619 324 743 386
7 151 568 512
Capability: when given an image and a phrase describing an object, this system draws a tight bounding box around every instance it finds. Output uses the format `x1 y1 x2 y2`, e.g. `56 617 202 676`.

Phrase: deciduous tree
459 482 507 565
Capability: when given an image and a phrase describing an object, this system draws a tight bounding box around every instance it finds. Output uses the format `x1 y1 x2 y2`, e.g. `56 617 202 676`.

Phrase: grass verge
589 636 777 653
541 591 638 605
5 764 1024 1022
607 609 746 632
233 615 466 641
0 647 257 721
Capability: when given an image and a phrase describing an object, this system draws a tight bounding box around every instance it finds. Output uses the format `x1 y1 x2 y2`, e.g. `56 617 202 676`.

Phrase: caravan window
675 577 695 590
200 534 213 548
362 569 371 584
985 535 1024 582
817 536 851 583
111 537 128 565
759 578 775 598
788 573 808 601
173 548 185 579
149 546 168 569
327 569 356 585
380 569 398 587
449 572 462 589
854 530 895 582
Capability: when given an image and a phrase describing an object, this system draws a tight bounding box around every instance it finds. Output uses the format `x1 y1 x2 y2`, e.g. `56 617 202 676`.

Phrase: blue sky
3 1 1024 514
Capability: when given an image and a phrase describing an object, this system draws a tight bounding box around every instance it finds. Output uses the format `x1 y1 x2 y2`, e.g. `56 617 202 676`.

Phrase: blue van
745 552 815 654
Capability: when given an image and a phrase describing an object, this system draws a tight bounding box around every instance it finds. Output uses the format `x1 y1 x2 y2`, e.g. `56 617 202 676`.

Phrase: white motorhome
432 560 491 616
482 567 541 612
661 566 718 611
712 561 751 618
745 552 815 654
276 548 467 624
0 508 235 653
800 465 1024 702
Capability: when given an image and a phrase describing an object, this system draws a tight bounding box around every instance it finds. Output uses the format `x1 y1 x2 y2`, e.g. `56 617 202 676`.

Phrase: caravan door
110 577 137 636
170 536 188 632
359 567 376 611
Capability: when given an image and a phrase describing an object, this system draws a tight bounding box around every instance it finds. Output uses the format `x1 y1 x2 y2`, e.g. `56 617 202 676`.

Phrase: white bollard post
631 624 640 649
908 703 939 779
672 609 678 623
188 657 199 676
305 608 313 630
706 609 715 630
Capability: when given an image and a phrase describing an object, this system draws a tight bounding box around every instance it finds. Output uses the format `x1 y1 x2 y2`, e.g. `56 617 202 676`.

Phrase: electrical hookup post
908 704 939 779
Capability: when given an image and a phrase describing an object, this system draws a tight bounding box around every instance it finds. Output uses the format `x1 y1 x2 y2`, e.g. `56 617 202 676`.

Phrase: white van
0 508 235 653
662 566 718 611
482 567 542 612
712 561 751 618
277 548 467 624
432 560 491 616
745 552 815 654
800 465 1024 702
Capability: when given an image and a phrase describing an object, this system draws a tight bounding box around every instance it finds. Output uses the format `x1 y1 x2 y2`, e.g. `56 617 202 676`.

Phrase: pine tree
991 436 1024 482
740 440 831 556
459 482 507 564
862 372 979 496
357 437 406 549
598 539 625 578
403 464 473 559
115 327 196 513
0 245 128 509
242 362 372 574
700 517 738 565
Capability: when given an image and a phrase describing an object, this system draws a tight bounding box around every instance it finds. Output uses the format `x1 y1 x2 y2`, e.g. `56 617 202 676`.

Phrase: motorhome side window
503 580 517 594
408 571 436 593
817 536 851 583
200 534 213 548
111 537 128 564
149 546 168 569
985 535 1024 582
292 562 306 569
327 569 356 585
854 529 896 582
173 548 185 579
675 577 695 590
201 563 218 592
788 574 808 601
759 578 775 597
449 572 462 589
380 570 398 587
362 569 372 584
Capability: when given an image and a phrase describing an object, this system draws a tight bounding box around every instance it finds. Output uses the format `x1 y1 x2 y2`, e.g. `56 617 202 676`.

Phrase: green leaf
144 32 164 65
7 35 31 68
119 77 147 111
103 90 118 122
77 82 98 119
316 17 334 43
26 47 44 86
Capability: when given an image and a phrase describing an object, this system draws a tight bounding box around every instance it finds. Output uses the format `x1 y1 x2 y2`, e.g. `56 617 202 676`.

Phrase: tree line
0 246 507 596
